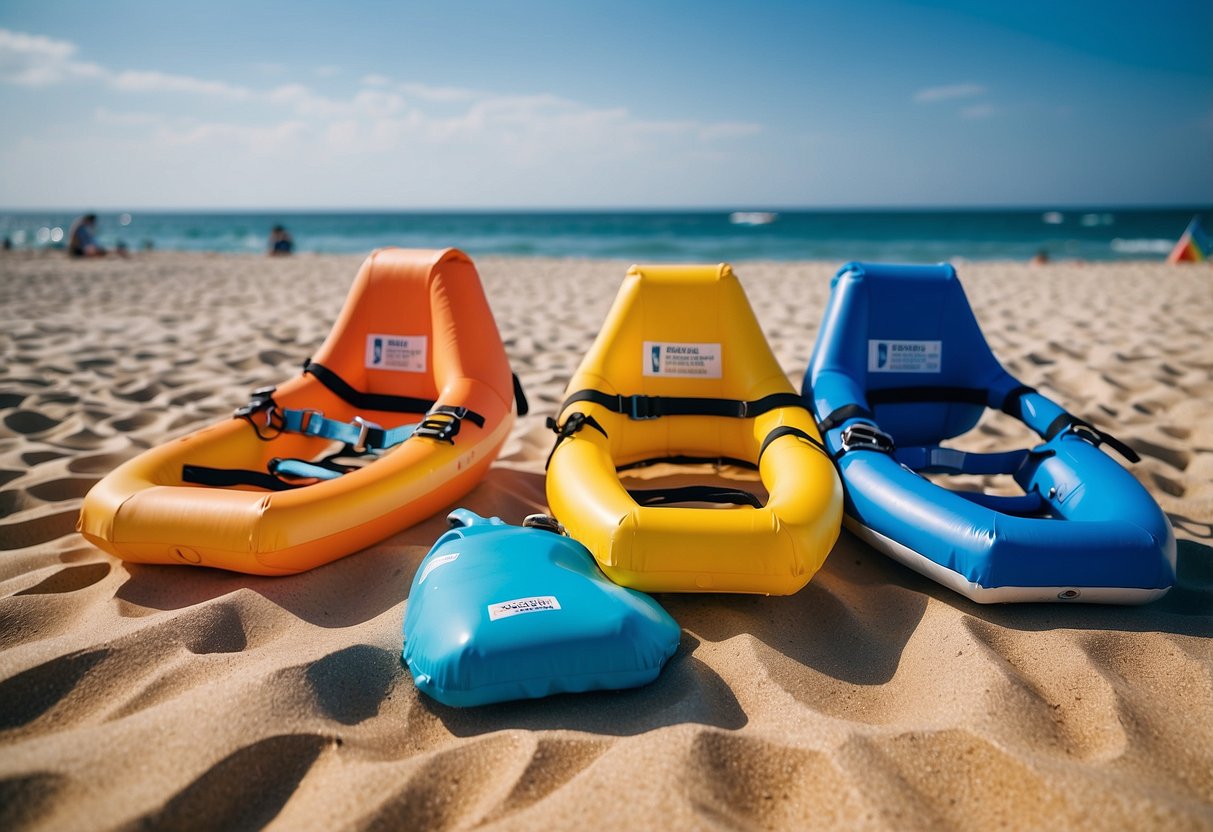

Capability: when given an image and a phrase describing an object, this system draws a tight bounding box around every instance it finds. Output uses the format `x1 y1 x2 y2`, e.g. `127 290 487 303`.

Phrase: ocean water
1 208 1208 262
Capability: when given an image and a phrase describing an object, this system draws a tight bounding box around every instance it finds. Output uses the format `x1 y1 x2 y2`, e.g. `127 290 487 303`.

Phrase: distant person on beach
268 225 294 256
68 214 107 257
1030 249 1049 266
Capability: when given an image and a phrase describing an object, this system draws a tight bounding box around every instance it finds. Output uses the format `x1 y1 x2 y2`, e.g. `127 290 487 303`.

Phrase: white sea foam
1110 238 1173 254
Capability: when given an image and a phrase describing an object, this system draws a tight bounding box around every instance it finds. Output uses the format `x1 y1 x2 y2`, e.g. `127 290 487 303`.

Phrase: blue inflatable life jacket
806 262 1175 604
402 509 681 706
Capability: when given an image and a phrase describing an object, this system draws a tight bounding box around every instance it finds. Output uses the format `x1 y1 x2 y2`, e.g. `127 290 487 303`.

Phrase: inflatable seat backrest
567 264 795 459
308 247 513 410
809 262 1016 446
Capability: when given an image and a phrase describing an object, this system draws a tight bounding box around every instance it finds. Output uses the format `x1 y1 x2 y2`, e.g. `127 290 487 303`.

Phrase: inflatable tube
806 262 1175 604
78 248 520 575
546 264 843 595
403 510 681 707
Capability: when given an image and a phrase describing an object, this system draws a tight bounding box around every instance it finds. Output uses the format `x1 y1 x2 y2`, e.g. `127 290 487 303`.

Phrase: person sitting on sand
268 225 294 256
68 214 107 257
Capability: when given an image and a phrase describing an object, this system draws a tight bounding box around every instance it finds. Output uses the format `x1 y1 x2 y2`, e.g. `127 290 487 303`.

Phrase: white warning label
868 340 942 373
643 341 723 378
366 334 427 372
487 595 562 621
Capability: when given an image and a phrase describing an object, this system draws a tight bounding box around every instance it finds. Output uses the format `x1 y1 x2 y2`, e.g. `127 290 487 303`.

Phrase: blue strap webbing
269 458 346 481
280 409 417 451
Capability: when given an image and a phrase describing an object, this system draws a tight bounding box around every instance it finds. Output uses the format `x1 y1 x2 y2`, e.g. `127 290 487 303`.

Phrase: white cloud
913 82 986 103
266 83 349 117
1 27 771 206
0 27 251 100
110 69 251 99
153 119 309 153
0 28 104 85
398 81 479 103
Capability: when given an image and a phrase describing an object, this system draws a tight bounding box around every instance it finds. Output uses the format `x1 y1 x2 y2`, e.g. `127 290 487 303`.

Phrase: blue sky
1 0 1210 209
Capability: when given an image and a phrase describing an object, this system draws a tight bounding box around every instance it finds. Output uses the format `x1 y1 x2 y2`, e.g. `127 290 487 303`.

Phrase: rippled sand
1 252 1210 830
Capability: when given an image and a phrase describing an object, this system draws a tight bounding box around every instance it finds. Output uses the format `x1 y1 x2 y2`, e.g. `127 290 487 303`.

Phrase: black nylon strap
999 385 1036 420
512 373 530 416
304 361 436 414
1044 414 1140 463
303 362 486 433
544 412 608 469
617 454 756 472
817 403 875 433
182 465 301 491
560 389 804 421
628 485 763 509
757 425 829 463
1044 413 1074 442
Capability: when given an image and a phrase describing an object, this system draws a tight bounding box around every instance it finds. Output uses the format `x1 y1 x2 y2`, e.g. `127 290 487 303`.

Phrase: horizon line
3 203 1211 215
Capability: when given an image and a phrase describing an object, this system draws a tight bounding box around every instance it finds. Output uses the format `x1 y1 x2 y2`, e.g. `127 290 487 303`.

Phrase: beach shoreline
1 252 1210 830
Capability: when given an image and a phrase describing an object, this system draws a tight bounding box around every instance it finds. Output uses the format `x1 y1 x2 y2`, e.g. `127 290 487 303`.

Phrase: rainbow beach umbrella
1167 216 1212 263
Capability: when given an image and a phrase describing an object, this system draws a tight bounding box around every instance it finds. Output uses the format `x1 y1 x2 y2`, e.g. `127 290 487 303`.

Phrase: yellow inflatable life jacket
545 264 843 595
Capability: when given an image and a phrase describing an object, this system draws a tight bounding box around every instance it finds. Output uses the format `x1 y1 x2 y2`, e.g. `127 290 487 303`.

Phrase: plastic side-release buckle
234 385 278 419
840 422 895 454
234 386 282 439
627 395 660 420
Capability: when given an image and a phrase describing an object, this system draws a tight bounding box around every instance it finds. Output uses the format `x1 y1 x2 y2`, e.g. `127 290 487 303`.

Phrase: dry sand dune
0 252 1210 830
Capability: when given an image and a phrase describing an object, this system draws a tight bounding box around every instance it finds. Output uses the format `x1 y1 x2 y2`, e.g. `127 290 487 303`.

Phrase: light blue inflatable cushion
402 510 681 707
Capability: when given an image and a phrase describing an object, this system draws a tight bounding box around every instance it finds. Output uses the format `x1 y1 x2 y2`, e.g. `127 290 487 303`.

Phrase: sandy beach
0 251 1210 830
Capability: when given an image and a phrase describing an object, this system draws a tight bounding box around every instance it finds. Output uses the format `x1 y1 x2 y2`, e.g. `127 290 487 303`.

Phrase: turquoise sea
1 208 1209 262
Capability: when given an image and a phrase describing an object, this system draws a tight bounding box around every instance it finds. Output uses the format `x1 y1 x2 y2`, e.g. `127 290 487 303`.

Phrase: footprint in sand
21 451 66 467
67 453 130 475
27 477 99 502
0 648 109 730
0 773 68 830
126 734 330 831
168 389 213 407
1149 472 1187 498
297 644 400 726
111 381 162 404
0 508 80 550
258 349 293 366
15 562 111 596
1129 438 1190 471
0 490 37 517
75 357 115 371
110 412 160 433
3 410 60 436
1159 424 1191 440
